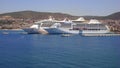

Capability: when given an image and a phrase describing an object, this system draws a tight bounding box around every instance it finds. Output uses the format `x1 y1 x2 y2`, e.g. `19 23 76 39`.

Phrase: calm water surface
0 30 120 68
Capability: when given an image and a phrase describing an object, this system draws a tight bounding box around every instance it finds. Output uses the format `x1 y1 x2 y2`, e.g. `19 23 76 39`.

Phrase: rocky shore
0 19 33 29
102 20 120 33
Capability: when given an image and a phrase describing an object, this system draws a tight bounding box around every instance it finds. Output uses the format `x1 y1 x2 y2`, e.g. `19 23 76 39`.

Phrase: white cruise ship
73 19 110 34
43 18 110 34
23 16 56 34
23 17 110 34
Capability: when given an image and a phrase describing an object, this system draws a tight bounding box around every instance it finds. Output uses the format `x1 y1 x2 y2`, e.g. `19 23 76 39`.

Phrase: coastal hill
82 12 120 20
0 11 77 20
105 12 120 20
0 10 120 20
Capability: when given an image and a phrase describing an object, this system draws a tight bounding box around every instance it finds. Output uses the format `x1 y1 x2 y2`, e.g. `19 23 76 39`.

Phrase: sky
0 0 120 16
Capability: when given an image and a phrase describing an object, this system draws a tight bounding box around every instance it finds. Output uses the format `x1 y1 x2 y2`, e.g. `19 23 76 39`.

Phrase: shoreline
0 29 23 30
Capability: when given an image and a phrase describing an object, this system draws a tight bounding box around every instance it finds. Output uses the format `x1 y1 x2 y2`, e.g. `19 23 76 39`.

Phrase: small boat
2 32 9 34
61 34 73 37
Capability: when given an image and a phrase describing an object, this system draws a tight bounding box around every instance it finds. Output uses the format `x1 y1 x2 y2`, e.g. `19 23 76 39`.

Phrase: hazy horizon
0 0 120 16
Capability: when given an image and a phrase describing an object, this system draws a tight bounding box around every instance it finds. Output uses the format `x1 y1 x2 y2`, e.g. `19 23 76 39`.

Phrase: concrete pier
82 33 120 36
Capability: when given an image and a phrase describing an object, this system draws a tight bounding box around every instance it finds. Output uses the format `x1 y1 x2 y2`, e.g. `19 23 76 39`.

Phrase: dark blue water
0 30 120 68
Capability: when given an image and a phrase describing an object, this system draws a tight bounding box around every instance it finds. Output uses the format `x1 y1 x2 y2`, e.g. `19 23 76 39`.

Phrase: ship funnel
63 18 72 23
76 17 85 21
48 16 55 21
88 19 101 24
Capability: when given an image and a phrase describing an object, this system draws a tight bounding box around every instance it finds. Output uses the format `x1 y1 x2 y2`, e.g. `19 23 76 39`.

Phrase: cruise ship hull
23 28 41 34
82 30 110 34
23 28 48 34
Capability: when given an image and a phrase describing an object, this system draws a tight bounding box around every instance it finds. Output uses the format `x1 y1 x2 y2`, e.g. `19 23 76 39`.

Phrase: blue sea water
0 30 120 68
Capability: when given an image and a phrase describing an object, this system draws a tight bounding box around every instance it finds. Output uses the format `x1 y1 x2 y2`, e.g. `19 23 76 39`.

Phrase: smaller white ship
23 16 55 34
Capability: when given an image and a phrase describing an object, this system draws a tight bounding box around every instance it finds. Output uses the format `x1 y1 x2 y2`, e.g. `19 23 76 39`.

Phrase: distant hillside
79 12 120 20
0 11 77 20
0 10 120 20
105 12 120 20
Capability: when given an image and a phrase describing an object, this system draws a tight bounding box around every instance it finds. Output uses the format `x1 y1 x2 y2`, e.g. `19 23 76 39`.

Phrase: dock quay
82 33 120 36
